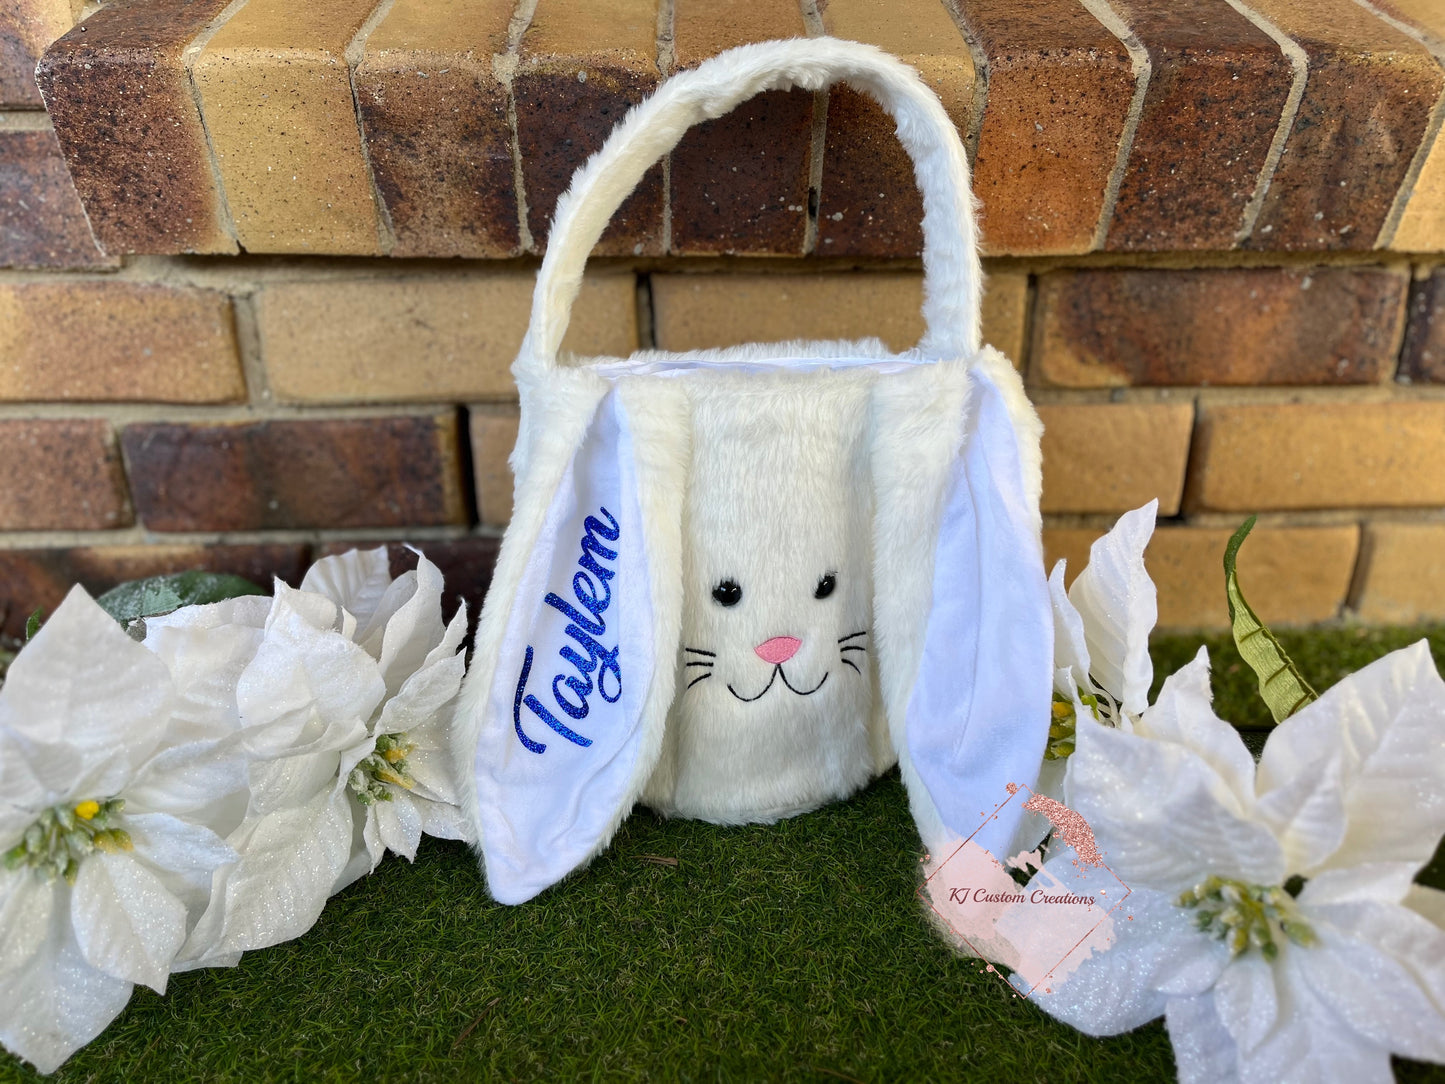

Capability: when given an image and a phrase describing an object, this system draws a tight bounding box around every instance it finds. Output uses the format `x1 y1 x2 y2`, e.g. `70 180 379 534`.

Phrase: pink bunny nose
755 636 801 665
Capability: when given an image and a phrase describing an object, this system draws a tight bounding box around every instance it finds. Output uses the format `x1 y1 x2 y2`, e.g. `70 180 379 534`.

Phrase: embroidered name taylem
513 507 623 754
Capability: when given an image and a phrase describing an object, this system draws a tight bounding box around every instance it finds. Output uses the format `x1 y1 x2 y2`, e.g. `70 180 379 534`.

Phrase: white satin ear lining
901 369 1054 860
472 392 658 904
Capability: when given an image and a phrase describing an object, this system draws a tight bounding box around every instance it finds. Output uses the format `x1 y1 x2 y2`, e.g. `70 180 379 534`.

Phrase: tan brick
0 281 243 402
1044 523 1360 630
354 0 519 258
1377 0 1445 252
37 0 237 255
259 273 637 403
958 0 1135 255
1242 0 1441 252
0 543 307 639
1 0 71 107
651 271 1026 360
193 0 383 255
670 0 812 255
1355 522 1445 623
122 413 467 531
1037 402 1194 515
816 0 975 257
0 419 131 530
516 0 663 255
469 404 519 527
1033 268 1409 387
1190 402 1445 512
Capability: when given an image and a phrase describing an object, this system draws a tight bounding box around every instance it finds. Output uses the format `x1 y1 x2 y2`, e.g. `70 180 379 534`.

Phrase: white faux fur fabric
450 39 1052 905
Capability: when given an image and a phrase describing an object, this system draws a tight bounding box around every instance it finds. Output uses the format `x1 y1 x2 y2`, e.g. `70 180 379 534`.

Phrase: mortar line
344 0 400 255
1079 0 1151 252
0 524 505 551
939 0 990 162
1353 0 1445 250
799 0 827 256
182 0 251 251
229 287 273 408
0 112 54 131
1225 0 1309 246
657 0 675 253
497 0 539 254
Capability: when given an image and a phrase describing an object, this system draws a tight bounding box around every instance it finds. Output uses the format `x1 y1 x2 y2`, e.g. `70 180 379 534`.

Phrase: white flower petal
1067 500 1157 715
333 806 372 894
1049 559 1091 689
1212 953 1279 1054
143 604 267 745
1252 751 1348 876
1135 648 1256 809
1297 863 1418 908
1257 640 1445 875
1070 716 1284 893
193 786 354 958
246 744 348 816
300 547 394 632
71 853 188 993
0 585 173 768
123 811 237 916
1165 994 1242 1084
237 589 385 748
0 910 133 1075
374 794 423 862
374 652 465 739
416 797 472 844
0 871 57 978
376 553 449 694
361 803 386 871
124 738 249 836
1022 881 1212 1035
1405 884 1445 927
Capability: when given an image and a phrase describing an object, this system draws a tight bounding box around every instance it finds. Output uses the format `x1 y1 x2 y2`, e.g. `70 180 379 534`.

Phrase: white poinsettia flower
180 548 469 968
0 587 239 1074
1022 642 1445 1084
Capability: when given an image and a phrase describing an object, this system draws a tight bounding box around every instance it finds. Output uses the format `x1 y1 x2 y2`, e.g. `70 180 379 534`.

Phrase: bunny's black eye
814 572 837 600
712 579 742 607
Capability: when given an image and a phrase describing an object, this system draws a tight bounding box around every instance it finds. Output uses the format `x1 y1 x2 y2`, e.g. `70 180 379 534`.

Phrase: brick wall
2 0 1444 636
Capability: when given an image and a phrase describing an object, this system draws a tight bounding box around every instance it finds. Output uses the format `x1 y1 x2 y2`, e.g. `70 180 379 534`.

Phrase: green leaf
96 571 266 625
24 608 42 641
1224 517 1317 723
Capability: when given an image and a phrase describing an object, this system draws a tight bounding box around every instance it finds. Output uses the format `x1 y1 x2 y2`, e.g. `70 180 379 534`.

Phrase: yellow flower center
348 734 418 806
1176 875 1316 960
4 798 130 884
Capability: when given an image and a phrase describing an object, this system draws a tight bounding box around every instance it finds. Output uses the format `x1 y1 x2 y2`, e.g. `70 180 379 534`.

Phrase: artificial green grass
4 626 1445 1083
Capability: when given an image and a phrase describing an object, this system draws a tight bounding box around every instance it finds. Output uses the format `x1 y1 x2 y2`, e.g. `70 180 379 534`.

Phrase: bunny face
640 372 886 823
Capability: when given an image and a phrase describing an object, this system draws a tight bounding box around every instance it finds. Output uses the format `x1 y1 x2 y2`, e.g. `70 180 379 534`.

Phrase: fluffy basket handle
516 36 983 381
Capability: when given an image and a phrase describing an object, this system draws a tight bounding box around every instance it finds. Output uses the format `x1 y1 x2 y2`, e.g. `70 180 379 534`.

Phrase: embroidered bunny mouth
727 665 829 702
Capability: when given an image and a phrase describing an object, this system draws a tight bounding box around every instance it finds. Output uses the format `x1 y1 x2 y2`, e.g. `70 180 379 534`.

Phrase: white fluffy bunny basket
454 37 1055 904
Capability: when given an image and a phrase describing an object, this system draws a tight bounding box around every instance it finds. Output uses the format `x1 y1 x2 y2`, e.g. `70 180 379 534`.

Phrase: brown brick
0 281 243 402
1034 267 1409 388
670 0 812 255
0 542 308 639
36 0 237 255
1377 0 1445 252
0 419 131 530
1245 0 1442 251
1044 523 1359 630
1401 270 1445 383
957 0 1135 255
192 0 383 255
469 404 519 527
258 273 637 404
0 129 113 268
354 0 519 259
314 536 501 626
1 0 70 107
1037 402 1194 515
516 0 662 256
1104 0 1292 251
651 270 1026 360
122 414 468 531
815 0 975 258
1189 401 1445 511
1355 522 1445 624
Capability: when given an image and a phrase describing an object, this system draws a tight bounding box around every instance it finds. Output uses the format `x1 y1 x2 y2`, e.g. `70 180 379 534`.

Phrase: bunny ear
873 354 1053 862
457 385 682 904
